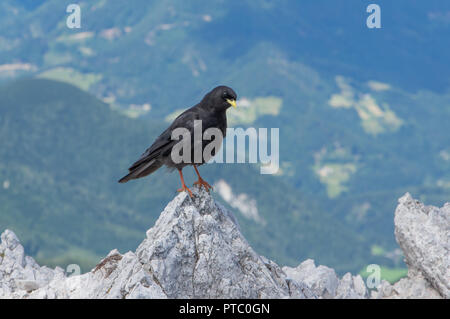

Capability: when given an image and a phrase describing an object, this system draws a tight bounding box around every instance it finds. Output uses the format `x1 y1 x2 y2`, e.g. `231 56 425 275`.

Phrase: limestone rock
0 230 63 298
283 259 367 298
372 193 449 299
1 187 314 298
1 189 448 299
135 188 311 298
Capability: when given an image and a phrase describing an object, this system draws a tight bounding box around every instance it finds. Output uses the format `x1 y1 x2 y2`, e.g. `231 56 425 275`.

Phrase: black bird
118 86 237 197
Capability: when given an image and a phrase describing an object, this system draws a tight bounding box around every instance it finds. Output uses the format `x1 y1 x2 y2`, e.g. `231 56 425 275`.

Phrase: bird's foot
178 185 193 198
194 178 213 192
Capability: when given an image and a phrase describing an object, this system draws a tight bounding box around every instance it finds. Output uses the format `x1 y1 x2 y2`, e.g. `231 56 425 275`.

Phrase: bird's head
203 86 237 112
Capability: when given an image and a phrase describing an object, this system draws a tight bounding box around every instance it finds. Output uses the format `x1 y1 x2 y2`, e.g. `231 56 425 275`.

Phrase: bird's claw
194 178 213 192
178 185 193 198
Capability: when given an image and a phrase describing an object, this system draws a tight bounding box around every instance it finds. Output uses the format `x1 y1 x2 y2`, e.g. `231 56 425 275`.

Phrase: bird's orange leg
193 165 213 192
177 169 193 198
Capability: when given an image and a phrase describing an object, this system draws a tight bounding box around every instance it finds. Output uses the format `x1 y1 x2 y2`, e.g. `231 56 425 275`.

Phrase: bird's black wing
128 108 201 171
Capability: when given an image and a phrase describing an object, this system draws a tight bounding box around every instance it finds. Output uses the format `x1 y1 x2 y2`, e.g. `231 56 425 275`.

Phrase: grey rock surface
0 229 63 298
336 272 368 299
1 189 448 299
371 276 442 299
283 259 368 299
0 187 314 298
135 188 310 298
372 193 449 299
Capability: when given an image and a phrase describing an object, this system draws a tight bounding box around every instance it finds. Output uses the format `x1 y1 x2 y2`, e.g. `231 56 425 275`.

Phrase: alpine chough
118 86 237 197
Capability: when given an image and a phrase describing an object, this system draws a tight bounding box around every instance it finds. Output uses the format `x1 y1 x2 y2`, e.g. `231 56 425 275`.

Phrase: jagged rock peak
0 187 315 298
134 187 315 298
1 189 448 299
372 193 449 298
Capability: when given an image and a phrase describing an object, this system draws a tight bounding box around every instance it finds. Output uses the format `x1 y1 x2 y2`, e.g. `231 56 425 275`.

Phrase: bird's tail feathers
118 159 162 183
118 172 134 183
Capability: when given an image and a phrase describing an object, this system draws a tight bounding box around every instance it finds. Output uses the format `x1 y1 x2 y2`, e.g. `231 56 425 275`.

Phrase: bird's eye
222 91 228 99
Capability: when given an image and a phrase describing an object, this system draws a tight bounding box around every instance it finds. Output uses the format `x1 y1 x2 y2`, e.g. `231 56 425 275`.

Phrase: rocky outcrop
0 189 448 299
371 274 442 299
0 187 318 299
371 193 449 299
0 230 64 297
135 189 313 299
283 259 368 299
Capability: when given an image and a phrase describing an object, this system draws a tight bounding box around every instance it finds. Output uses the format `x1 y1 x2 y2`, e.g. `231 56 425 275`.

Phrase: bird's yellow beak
227 99 237 108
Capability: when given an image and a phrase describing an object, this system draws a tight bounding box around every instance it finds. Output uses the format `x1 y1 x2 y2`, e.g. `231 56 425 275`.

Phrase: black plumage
118 86 237 197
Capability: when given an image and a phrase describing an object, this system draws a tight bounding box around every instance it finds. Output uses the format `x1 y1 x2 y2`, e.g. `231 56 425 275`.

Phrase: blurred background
0 0 449 284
